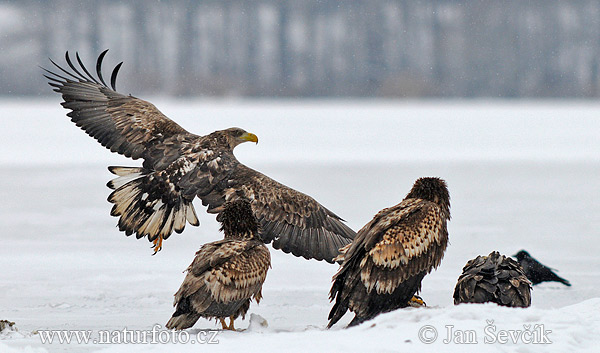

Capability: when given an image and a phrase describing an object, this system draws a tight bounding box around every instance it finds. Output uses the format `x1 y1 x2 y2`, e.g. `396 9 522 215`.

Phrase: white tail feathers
107 166 145 189
107 166 199 243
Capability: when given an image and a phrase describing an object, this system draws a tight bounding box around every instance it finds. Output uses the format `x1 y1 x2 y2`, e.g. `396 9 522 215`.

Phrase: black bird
514 250 571 286
454 251 531 308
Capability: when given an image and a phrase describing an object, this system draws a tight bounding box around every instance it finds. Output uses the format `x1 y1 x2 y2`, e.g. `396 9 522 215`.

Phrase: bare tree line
2 0 600 98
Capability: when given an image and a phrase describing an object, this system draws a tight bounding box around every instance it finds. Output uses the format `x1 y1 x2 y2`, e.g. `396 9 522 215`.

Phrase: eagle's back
166 238 270 330
329 197 449 327
454 251 532 307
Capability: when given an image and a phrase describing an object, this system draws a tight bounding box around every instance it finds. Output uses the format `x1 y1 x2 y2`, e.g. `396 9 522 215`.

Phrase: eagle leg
152 235 164 255
227 316 235 331
219 318 228 330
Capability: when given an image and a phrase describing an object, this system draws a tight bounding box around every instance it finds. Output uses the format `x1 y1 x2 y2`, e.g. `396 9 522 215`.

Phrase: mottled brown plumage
328 177 450 328
44 50 355 262
166 200 271 331
454 251 532 308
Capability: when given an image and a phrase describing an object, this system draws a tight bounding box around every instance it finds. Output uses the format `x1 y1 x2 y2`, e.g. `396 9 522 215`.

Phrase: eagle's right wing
44 50 193 161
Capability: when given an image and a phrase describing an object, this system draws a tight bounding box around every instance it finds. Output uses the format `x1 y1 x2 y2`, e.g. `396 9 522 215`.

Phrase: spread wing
186 164 357 263
43 50 194 161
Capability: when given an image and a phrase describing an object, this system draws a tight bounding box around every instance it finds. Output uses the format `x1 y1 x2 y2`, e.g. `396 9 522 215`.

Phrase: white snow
1 99 599 352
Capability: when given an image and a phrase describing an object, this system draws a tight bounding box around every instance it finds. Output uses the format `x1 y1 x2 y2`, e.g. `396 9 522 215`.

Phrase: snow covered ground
1 99 599 352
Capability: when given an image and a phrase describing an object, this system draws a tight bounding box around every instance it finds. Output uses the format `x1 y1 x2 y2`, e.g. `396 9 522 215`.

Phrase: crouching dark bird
454 251 531 308
43 50 355 261
328 177 451 328
514 250 571 286
166 200 270 331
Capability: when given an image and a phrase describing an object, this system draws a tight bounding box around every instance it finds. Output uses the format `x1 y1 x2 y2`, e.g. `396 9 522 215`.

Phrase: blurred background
3 0 600 98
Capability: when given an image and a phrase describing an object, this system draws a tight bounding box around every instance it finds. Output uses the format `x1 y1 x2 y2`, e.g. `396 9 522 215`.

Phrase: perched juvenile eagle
166 200 270 331
327 177 450 328
514 250 571 286
454 251 531 307
43 50 355 262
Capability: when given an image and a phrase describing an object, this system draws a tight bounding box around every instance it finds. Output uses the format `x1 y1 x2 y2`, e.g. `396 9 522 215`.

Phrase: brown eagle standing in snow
43 50 355 262
328 177 450 328
166 199 270 331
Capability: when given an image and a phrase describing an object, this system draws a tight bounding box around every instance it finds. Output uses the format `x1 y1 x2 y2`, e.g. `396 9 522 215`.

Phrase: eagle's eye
229 129 243 137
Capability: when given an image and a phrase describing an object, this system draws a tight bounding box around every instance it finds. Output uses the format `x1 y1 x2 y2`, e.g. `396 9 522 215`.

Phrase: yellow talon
152 235 163 255
409 295 426 307
219 318 228 330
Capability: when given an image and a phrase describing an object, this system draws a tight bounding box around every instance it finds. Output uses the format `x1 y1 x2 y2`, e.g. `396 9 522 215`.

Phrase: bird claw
408 295 426 307
151 235 163 255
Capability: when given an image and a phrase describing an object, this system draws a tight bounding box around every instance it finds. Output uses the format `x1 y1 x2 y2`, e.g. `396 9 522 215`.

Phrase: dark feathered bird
328 177 450 328
514 250 571 286
166 200 270 331
454 251 531 307
43 50 355 262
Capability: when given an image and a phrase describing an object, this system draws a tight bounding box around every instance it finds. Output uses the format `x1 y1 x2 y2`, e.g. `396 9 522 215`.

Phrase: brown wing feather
44 51 192 160
197 164 356 263
205 244 271 303
328 197 448 327
361 200 448 294
454 251 531 307
174 239 270 309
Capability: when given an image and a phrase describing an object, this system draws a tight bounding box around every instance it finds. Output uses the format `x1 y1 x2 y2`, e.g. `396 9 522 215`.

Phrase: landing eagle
44 50 355 262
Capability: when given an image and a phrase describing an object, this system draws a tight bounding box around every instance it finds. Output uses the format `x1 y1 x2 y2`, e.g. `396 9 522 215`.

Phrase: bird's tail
327 300 348 329
552 273 571 287
327 276 350 328
106 166 199 252
166 313 200 331
166 296 202 330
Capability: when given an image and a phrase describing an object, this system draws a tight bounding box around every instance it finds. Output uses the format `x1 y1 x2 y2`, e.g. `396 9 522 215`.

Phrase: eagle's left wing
183 163 356 263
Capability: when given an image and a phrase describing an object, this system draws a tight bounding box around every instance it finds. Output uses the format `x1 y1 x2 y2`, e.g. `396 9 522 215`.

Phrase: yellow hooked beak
241 132 259 144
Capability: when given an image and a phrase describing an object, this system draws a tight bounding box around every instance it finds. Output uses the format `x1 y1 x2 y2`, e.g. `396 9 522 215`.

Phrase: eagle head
222 127 259 149
406 177 451 218
218 199 260 239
